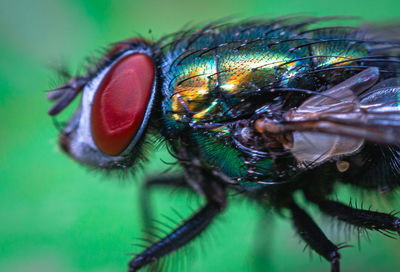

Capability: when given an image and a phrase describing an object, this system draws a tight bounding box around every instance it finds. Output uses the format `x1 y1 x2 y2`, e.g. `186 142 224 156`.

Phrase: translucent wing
255 68 400 163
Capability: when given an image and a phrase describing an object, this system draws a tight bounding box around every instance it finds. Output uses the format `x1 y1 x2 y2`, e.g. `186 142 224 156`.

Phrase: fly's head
47 39 158 169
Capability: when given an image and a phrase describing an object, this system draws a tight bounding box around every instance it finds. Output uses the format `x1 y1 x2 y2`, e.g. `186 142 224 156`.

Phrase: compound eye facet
91 53 155 156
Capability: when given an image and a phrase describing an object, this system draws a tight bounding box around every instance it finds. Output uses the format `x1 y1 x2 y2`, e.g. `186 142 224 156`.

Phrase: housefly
47 16 400 272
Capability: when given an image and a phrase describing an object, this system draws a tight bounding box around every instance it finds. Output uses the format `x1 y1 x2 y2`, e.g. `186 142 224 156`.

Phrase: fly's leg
129 180 226 271
315 199 400 235
138 176 190 272
130 201 224 271
139 176 189 242
289 202 341 272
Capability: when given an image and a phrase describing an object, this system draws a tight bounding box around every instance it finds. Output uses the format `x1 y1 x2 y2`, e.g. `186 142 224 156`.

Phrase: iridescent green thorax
158 21 368 184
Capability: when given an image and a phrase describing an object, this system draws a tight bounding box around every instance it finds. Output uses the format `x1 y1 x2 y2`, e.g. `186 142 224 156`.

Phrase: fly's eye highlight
91 53 155 156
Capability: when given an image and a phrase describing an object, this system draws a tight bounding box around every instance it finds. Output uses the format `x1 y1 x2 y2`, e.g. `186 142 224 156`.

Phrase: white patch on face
68 63 125 167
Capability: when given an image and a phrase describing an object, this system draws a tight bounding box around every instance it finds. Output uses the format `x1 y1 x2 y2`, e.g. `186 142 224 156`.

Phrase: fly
47 16 400 272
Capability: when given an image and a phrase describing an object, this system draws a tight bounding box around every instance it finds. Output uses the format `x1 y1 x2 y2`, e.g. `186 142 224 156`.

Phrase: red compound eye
91 53 155 156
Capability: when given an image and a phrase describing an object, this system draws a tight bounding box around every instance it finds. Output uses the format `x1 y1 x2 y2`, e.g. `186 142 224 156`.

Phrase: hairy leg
315 199 400 236
289 201 341 272
130 178 226 271
139 176 189 242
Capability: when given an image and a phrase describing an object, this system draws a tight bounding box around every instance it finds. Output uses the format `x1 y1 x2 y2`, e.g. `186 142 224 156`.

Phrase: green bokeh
1 0 400 271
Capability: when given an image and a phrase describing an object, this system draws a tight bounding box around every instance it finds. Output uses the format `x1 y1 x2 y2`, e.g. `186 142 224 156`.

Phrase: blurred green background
1 0 400 271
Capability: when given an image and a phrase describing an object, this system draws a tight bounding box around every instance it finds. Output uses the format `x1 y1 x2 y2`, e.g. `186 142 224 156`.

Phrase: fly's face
47 40 157 169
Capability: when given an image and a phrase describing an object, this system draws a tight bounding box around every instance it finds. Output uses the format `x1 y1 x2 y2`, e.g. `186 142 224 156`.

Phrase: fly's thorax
157 23 372 184
161 45 311 127
159 25 369 132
